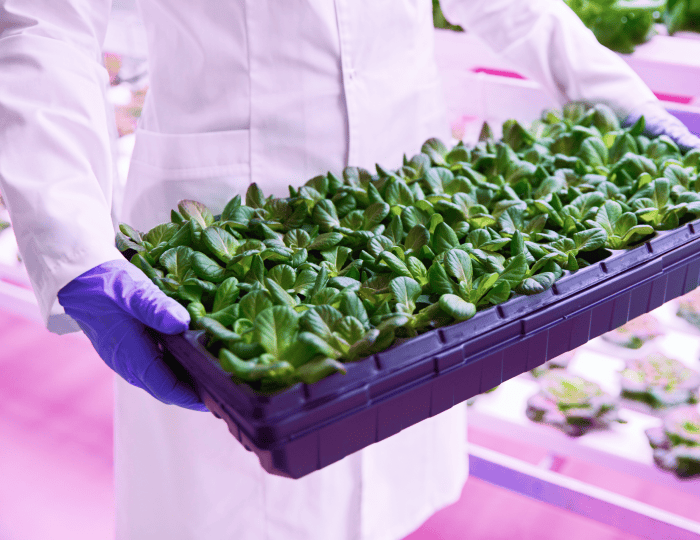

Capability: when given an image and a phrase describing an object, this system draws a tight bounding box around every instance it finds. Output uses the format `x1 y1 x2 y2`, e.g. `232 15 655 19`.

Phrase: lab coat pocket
121 129 250 230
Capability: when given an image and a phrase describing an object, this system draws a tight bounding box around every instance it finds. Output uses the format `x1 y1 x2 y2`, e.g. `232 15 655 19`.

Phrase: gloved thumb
100 259 191 335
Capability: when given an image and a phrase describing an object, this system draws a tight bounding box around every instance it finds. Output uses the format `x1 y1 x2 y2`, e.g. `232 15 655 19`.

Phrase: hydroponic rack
434 29 700 141
467 299 700 540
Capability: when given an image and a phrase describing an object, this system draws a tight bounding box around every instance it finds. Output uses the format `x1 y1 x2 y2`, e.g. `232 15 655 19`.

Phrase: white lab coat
0 0 657 538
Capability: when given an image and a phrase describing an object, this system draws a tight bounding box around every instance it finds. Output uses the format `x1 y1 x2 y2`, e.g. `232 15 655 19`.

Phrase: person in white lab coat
1 0 698 539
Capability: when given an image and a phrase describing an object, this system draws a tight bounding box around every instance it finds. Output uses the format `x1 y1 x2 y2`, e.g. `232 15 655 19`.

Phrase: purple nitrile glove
58 259 207 412
624 102 700 152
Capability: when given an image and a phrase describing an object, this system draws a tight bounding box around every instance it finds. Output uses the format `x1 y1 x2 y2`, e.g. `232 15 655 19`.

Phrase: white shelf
434 28 700 102
468 302 700 498
434 29 700 139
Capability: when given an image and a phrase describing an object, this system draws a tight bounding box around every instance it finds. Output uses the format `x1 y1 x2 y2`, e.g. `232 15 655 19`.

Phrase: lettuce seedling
646 407 700 478
586 200 654 248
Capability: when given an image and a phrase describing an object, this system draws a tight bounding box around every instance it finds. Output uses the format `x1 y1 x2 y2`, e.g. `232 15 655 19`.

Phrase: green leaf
219 348 293 381
390 276 422 315
207 304 239 327
502 119 535 151
170 209 185 224
438 294 476 321
119 223 143 244
484 281 511 305
187 302 207 321
428 261 457 296
245 183 266 209
239 290 273 321
203 226 238 263
307 232 343 251
421 138 449 165
444 249 473 285
423 167 453 194
144 223 178 247
652 179 671 209
220 194 242 221
194 317 240 343
312 199 341 230
178 200 215 229
510 230 525 256
497 207 524 235
613 212 638 237
403 224 430 255
289 248 308 267
578 137 608 167
628 115 645 137
620 224 654 244
532 175 565 200
385 180 415 207
295 357 347 384
406 256 428 285
213 276 240 313
594 201 622 236
159 246 194 279
116 231 145 253
496 253 528 289
592 104 620 134
573 228 607 252
364 202 391 229
339 292 370 328
334 316 367 346
267 264 297 290
300 306 342 340
130 253 161 283
191 252 227 283
223 205 255 229
296 331 340 359
516 273 556 295
253 306 299 358
265 278 299 307
432 222 459 254
471 272 499 305
379 251 412 278
293 268 317 294
284 229 311 249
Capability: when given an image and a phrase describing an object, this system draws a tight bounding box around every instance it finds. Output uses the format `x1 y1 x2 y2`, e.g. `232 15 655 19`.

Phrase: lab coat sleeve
0 0 124 331
439 0 658 118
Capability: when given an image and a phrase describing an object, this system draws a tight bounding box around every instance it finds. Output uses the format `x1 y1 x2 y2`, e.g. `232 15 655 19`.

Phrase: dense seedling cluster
117 103 700 390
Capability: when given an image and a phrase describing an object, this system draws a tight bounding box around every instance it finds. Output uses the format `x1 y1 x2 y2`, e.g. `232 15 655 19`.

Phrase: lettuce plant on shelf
665 0 700 34
676 287 700 330
620 353 700 408
645 406 700 477
601 313 664 349
526 371 623 436
564 0 666 54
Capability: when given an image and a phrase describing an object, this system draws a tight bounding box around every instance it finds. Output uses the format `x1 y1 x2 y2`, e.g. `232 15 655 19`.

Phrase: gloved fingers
142 358 209 412
110 262 191 335
110 318 207 411
58 259 191 336
624 104 700 152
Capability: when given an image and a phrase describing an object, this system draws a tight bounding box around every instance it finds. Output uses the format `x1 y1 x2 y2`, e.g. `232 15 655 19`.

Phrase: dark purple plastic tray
152 219 700 478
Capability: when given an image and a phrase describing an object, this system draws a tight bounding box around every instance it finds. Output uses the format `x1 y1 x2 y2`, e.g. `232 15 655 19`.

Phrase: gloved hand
57 259 207 411
624 101 700 152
